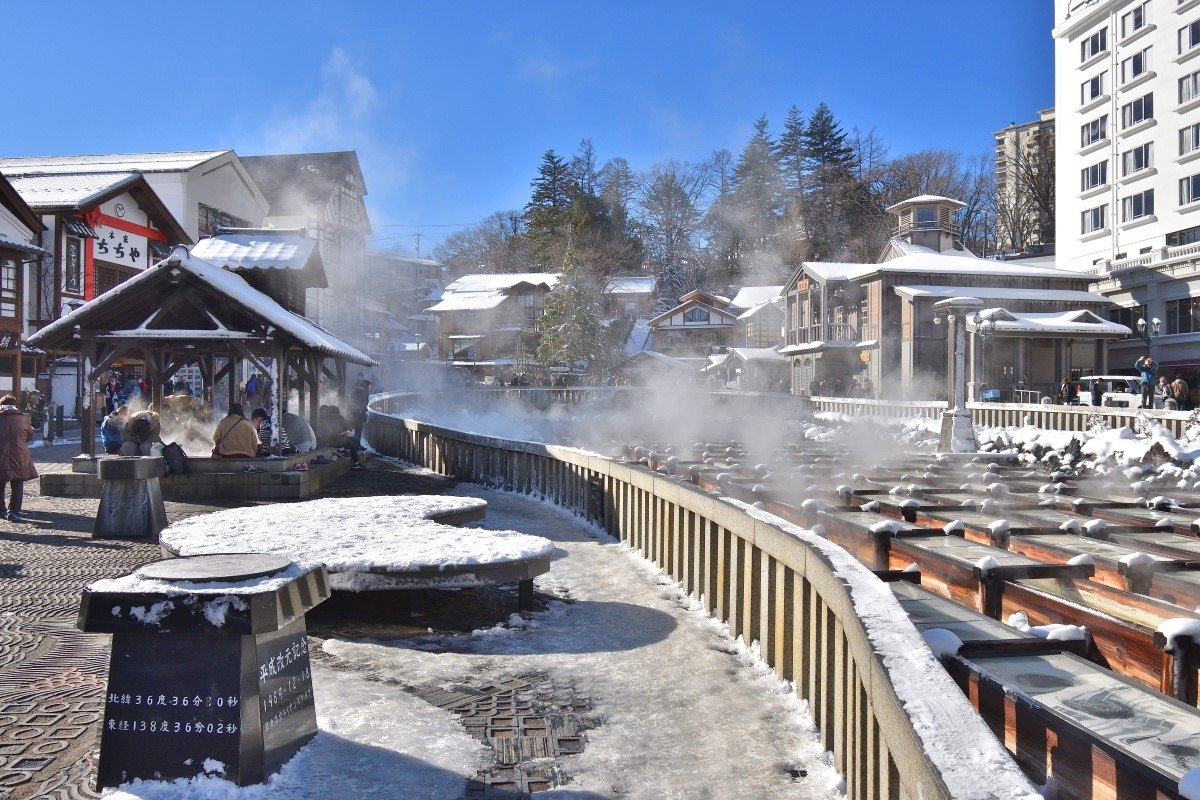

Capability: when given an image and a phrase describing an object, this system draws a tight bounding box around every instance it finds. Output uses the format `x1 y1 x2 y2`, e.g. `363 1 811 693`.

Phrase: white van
1075 375 1144 408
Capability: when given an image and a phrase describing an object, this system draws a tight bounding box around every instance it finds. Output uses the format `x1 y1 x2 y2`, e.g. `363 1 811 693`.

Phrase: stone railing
366 391 1038 800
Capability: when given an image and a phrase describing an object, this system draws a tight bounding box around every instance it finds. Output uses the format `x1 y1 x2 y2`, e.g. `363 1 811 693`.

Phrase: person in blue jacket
100 405 127 455
1135 354 1159 408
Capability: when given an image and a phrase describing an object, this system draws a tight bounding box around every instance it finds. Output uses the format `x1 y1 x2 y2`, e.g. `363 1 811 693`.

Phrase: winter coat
213 414 259 458
100 412 125 447
0 405 37 482
1135 357 1159 383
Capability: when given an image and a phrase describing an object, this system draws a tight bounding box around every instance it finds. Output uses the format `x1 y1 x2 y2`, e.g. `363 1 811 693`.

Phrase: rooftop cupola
885 195 966 253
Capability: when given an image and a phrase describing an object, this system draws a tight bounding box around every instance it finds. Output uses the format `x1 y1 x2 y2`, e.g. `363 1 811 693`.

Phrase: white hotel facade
1055 0 1200 374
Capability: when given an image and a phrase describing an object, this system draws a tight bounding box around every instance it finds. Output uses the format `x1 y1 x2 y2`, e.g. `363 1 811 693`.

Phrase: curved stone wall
366 390 1039 800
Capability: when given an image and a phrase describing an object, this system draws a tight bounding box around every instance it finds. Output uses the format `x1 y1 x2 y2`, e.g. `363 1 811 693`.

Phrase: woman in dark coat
0 394 37 522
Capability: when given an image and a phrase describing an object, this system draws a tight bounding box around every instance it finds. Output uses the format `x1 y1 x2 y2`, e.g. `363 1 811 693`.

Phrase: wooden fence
366 391 1039 800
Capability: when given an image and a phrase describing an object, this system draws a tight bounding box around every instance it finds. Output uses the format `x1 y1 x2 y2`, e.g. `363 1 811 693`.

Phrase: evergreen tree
801 102 858 258
524 150 574 265
536 246 604 373
776 105 807 202
727 115 783 279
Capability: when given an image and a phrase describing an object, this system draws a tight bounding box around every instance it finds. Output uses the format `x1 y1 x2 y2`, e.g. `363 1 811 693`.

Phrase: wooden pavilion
27 243 376 457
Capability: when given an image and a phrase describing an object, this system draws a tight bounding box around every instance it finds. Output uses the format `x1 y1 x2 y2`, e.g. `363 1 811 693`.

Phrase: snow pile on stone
159 495 554 574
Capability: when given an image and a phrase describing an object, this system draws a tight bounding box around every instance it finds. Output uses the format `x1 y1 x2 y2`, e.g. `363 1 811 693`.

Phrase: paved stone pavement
0 445 536 800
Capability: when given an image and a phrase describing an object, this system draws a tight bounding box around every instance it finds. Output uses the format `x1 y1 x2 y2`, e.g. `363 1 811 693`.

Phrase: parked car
1075 375 1144 408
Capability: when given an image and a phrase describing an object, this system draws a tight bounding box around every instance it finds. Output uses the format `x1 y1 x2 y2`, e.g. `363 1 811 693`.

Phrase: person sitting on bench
212 404 259 458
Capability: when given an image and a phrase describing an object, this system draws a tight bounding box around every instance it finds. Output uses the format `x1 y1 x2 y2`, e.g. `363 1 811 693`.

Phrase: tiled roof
8 172 141 210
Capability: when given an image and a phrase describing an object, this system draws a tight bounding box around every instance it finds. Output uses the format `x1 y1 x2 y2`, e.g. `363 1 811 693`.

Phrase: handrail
365 390 1039 800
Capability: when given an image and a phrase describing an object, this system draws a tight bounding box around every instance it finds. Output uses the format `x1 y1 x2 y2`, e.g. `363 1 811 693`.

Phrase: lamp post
933 297 984 453
65 299 85 425
971 312 996 399
1136 316 1161 349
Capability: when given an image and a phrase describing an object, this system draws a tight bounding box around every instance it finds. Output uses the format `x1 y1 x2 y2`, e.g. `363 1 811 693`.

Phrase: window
64 236 82 294
1168 224 1200 246
516 291 535 307
1123 142 1153 175
684 307 710 323
1082 160 1109 190
1166 297 1200 334
1182 20 1200 54
1122 3 1147 38
0 260 15 318
197 203 250 238
1082 204 1108 233
1082 72 1108 104
1182 69 1200 103
1121 93 1153 127
1108 304 1148 338
1082 27 1108 60
1184 123 1200 156
1121 47 1150 83
1082 115 1108 146
915 206 937 224
1123 189 1155 221
1182 173 1200 205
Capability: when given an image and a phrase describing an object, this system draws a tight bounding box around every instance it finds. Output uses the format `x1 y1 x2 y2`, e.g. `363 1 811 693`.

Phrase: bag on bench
162 441 190 475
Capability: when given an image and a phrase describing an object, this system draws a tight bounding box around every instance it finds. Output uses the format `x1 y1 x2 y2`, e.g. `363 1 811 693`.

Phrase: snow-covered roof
648 299 739 327
442 272 560 292
894 285 1110 304
28 246 375 365
728 347 785 363
7 172 141 209
426 290 509 312
0 150 231 175
626 350 693 369
190 229 318 272
0 233 46 256
624 317 652 357
606 276 657 294
728 285 782 310
737 301 781 321
970 308 1131 338
802 242 1088 283
885 195 966 213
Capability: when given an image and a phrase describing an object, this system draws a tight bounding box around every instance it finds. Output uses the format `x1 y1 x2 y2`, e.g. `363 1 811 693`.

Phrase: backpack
162 442 190 475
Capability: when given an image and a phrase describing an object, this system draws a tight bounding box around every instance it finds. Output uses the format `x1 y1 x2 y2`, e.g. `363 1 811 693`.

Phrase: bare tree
432 211 530 276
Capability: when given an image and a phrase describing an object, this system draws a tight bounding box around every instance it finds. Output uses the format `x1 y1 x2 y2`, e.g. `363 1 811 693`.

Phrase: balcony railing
785 323 859 346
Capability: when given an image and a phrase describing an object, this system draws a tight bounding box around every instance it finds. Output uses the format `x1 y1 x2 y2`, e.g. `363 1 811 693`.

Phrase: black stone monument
78 554 330 788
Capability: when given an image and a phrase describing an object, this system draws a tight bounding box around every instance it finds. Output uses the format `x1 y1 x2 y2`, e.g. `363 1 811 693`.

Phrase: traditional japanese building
646 289 739 365
781 196 1127 399
240 152 371 342
603 276 658 320
426 273 559 378
0 174 46 393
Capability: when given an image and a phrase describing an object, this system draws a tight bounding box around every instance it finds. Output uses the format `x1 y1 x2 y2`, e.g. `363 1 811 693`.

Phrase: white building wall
141 155 269 241
1055 0 1200 272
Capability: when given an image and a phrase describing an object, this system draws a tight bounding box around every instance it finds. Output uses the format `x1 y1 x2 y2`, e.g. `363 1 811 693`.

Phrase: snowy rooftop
8 172 141 209
442 273 560 293
885 194 966 212
894 284 1109 304
728 285 782 310
803 241 1089 283
426 290 510 312
606 276 657 294
728 347 785 362
973 308 1132 337
737 301 780 320
190 229 319 272
28 247 375 365
623 317 652 357
0 150 230 175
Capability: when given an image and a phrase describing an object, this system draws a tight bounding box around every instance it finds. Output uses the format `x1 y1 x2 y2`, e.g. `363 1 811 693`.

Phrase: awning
62 216 97 238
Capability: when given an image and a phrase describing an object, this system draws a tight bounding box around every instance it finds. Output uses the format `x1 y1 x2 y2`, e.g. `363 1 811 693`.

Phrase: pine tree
801 102 858 258
727 115 783 278
776 105 807 202
524 150 574 266
536 246 604 373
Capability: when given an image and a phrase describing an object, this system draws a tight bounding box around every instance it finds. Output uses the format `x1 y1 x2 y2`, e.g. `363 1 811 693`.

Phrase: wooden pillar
272 345 286 456
227 355 238 410
337 360 347 406
81 338 97 458
308 355 320 429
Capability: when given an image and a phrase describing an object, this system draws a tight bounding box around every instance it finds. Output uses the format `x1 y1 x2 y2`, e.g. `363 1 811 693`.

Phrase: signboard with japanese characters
255 620 318 774
98 633 243 787
88 194 165 271
92 224 148 269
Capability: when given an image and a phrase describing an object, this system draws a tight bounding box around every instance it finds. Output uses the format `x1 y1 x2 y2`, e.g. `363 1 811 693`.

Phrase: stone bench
159 495 554 611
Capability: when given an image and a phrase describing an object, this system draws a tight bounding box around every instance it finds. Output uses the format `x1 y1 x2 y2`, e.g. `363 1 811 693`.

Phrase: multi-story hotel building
995 108 1056 255
1055 0 1200 381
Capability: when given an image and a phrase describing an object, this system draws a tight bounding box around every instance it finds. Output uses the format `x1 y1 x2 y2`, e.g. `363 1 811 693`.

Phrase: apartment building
1055 0 1200 377
994 108 1056 254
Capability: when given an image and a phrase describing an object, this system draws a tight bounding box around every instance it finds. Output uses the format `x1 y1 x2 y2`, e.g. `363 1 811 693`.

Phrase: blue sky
3 1 1052 257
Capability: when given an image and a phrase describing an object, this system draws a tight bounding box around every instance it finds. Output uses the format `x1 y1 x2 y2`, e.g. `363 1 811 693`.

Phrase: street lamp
932 297 984 453
1136 317 1161 348
971 312 996 395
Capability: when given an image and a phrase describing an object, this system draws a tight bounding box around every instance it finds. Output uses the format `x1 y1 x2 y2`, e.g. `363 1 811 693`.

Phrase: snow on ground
320 486 846 800
104 484 843 800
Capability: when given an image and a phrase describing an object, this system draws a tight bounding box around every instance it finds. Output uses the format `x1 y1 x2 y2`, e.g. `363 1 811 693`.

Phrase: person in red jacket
0 394 37 522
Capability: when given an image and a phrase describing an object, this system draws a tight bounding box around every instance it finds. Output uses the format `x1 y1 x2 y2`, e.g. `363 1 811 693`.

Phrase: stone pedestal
78 554 331 788
94 456 168 540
